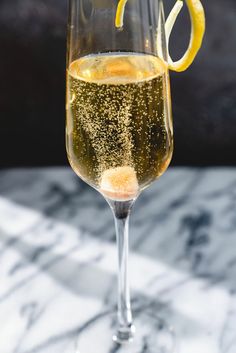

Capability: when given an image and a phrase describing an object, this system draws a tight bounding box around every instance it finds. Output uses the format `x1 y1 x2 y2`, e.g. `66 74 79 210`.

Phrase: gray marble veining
0 167 236 353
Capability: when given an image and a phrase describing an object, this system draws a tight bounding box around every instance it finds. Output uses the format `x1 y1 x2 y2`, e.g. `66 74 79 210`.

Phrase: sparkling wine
66 53 173 200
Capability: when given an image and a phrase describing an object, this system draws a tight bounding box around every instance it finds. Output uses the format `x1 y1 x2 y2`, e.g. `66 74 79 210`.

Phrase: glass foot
75 306 178 353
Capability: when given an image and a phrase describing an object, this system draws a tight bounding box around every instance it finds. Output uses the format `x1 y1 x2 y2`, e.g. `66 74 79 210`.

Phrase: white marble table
0 167 236 353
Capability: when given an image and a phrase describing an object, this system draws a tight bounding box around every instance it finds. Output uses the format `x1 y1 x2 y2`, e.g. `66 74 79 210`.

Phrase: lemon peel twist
165 0 184 44
115 0 205 72
115 0 128 28
167 0 206 72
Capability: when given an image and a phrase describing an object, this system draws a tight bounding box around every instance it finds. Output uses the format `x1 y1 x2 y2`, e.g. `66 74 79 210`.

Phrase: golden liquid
66 53 173 198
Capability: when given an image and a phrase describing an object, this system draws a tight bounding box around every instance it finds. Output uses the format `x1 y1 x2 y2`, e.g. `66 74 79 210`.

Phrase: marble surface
0 167 236 353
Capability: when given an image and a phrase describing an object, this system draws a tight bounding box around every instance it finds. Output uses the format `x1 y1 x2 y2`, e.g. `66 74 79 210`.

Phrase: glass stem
109 200 135 344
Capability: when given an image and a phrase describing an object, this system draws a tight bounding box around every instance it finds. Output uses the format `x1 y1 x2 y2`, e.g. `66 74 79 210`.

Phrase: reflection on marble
0 168 236 353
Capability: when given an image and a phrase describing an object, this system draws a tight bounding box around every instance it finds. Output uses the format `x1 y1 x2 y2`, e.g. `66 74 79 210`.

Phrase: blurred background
0 0 235 168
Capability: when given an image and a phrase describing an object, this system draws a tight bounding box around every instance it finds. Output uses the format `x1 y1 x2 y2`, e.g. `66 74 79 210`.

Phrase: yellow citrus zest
166 0 206 72
115 0 128 28
115 0 205 72
165 0 184 44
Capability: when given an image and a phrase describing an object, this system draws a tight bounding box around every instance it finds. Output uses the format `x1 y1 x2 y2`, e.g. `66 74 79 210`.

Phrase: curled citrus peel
100 166 139 201
115 0 205 72
165 0 184 44
167 0 205 72
115 0 128 28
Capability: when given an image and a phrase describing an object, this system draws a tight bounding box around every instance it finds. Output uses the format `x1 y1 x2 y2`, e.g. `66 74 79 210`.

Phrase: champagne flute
66 0 174 351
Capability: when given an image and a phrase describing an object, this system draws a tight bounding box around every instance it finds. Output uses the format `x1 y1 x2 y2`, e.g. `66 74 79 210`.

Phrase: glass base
74 306 178 353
